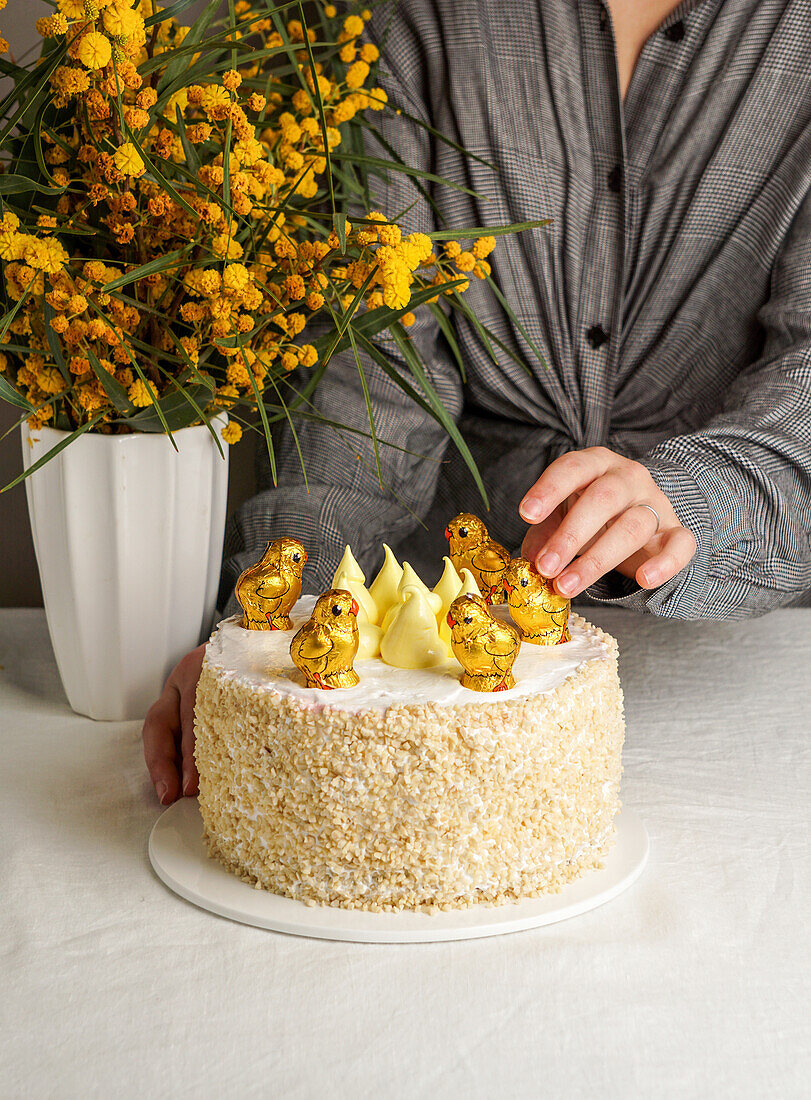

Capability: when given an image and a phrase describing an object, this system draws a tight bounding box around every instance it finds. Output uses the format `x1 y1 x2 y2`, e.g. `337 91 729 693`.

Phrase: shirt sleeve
586 186 811 620
220 20 462 614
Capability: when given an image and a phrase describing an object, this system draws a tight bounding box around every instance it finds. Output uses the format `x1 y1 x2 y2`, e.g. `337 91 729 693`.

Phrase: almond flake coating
194 612 625 911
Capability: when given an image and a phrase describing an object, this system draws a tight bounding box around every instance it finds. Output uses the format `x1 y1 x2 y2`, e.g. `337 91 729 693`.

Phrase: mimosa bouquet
0 0 542 493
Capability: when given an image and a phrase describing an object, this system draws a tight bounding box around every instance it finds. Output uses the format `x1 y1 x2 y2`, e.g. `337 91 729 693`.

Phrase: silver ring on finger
634 503 661 533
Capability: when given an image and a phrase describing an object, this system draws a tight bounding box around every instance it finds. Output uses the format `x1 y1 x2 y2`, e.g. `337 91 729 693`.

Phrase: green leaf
245 351 277 486
175 103 200 174
99 246 193 293
143 0 204 26
114 384 214 433
390 322 488 508
3 412 106 494
382 105 498 171
429 301 466 381
318 268 377 368
0 58 28 80
446 292 533 376
312 280 467 362
427 219 551 241
0 372 31 412
353 330 435 420
484 274 549 371
296 1 336 222
31 98 63 193
42 297 69 383
347 324 382 487
85 344 134 415
446 290 499 367
0 273 37 343
355 119 446 227
0 41 68 148
0 175 64 196
333 210 347 254
331 153 487 200
265 370 307 491
162 332 224 458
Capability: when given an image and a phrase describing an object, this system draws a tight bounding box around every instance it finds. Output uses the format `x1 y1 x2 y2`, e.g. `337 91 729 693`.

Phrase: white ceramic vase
22 418 229 721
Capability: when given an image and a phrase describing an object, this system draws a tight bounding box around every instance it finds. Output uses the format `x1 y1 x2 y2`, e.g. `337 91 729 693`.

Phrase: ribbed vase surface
22 419 229 721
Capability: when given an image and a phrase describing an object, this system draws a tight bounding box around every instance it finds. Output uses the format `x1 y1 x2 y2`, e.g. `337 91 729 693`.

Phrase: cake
194 594 625 912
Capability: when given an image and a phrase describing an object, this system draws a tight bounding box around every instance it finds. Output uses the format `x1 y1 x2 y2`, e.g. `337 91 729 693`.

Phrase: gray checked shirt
222 0 811 620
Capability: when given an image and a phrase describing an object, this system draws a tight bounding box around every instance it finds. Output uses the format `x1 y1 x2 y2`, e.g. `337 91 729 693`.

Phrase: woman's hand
519 447 697 597
142 644 205 805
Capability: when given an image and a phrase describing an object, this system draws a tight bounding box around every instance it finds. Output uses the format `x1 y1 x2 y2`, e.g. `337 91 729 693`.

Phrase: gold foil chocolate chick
444 514 512 603
446 593 521 692
290 589 360 689
235 537 307 630
502 557 571 645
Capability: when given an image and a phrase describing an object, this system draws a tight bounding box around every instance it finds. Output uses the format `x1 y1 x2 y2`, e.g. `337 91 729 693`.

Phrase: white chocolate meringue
380 584 448 669
368 543 403 621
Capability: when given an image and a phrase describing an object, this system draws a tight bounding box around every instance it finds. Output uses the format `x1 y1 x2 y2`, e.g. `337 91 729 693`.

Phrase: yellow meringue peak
380 585 447 669
380 561 441 633
332 544 366 585
439 567 481 654
356 622 383 659
333 567 379 626
368 543 403 619
432 555 463 623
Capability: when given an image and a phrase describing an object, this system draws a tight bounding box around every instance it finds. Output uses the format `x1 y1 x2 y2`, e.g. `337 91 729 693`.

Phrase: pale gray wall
0 0 255 607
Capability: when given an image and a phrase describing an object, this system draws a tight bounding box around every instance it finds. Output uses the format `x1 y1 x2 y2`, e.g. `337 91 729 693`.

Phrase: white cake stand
149 799 648 943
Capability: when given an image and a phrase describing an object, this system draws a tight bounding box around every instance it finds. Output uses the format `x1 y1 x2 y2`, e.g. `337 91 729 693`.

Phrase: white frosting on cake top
205 596 612 713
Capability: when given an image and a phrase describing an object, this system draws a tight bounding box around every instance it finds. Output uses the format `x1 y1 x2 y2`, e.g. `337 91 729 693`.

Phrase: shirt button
663 20 685 41
587 325 609 349
599 6 607 30
607 165 622 192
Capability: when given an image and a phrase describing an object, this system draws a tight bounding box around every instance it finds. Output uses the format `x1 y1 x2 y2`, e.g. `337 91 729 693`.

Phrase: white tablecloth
2 608 809 1098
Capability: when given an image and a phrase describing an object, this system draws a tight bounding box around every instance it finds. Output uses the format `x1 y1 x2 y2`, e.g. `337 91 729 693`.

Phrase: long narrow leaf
297 2 336 222
42 297 69 382
265 370 307 491
100 246 193 293
428 219 551 241
3 411 105 493
429 301 466 381
484 274 549 370
390 322 488 507
85 344 134 414
346 324 382 487
331 153 487 200
0 372 31 412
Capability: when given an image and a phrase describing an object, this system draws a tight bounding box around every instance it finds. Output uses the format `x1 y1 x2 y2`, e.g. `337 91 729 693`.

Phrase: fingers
520 506 565 562
531 472 638 577
636 527 698 588
180 683 198 797
552 505 662 596
142 690 181 806
142 645 205 805
519 448 618 524
177 645 205 797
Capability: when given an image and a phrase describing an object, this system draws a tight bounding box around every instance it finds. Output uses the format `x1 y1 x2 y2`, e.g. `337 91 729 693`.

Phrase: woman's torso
374 0 811 552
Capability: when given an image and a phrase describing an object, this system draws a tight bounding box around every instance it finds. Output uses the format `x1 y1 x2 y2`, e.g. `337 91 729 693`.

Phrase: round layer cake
194 598 625 911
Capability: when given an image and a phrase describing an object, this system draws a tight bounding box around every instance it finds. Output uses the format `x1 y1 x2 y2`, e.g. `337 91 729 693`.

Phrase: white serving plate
149 799 648 943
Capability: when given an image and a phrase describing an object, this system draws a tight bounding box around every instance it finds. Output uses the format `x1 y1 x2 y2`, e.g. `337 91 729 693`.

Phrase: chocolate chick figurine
290 589 360 689
502 557 571 645
444 514 512 604
235 537 307 630
446 593 521 692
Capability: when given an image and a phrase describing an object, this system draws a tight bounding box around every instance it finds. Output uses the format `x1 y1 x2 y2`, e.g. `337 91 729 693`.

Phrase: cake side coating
194 612 625 911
